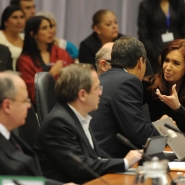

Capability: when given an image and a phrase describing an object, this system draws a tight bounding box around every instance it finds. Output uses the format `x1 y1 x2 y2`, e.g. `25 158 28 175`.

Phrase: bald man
95 42 113 76
0 71 75 185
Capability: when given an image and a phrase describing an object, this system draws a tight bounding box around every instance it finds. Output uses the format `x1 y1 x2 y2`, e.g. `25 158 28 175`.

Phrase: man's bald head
95 42 113 76
0 71 20 104
0 71 31 130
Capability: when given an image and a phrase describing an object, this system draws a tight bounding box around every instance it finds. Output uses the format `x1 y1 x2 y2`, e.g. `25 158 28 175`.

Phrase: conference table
84 147 185 185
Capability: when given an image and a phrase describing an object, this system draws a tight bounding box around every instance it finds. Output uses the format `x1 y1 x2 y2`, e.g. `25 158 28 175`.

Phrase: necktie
9 134 24 153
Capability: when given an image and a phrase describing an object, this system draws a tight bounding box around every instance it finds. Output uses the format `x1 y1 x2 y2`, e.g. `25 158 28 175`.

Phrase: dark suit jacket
34 103 126 184
138 0 185 73
0 132 61 185
79 32 123 69
90 68 159 158
0 44 13 71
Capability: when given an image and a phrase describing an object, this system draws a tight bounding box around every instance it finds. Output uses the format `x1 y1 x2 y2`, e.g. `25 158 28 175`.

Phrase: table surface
84 147 185 185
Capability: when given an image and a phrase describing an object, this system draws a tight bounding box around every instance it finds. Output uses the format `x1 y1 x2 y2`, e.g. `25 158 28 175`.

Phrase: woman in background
143 39 185 133
79 9 122 69
17 16 74 105
36 11 79 60
0 5 25 70
138 0 185 73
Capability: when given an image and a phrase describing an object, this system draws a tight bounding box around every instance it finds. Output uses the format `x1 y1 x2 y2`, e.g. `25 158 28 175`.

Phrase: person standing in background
138 0 185 73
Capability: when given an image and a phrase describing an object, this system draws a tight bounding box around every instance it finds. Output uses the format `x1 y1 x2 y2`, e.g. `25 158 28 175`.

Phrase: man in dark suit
34 63 142 184
95 42 153 76
90 36 169 158
0 71 74 185
0 44 13 71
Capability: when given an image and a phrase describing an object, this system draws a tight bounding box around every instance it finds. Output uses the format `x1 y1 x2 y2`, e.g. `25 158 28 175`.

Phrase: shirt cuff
123 158 129 170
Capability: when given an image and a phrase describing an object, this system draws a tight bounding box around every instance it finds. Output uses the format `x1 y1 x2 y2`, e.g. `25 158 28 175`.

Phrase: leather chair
13 104 40 149
34 72 56 125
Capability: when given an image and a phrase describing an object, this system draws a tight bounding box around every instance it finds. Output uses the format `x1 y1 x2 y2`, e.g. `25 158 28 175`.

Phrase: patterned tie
9 134 24 153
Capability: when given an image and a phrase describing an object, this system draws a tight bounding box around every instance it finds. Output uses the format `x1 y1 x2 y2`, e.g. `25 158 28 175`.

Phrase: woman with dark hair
143 39 185 132
138 0 185 73
0 5 25 70
79 9 122 69
17 16 74 105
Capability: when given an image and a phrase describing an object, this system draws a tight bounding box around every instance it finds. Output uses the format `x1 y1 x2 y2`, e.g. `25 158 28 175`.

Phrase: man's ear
1 99 11 115
137 57 144 70
93 25 101 35
78 89 86 102
99 60 107 71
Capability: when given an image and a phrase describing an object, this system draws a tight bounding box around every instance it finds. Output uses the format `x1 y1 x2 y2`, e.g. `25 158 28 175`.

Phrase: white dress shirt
67 104 129 170
68 104 94 149
0 123 10 140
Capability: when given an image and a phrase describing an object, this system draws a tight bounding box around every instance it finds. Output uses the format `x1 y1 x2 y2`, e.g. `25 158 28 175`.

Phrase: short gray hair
55 63 95 103
0 71 19 105
95 47 111 68
111 36 146 68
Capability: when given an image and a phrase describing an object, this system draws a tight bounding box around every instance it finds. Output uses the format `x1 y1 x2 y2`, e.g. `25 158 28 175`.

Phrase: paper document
169 162 185 171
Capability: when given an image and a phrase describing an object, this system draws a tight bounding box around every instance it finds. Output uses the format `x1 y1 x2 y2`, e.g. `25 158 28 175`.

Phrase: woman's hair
147 0 184 12
144 39 185 102
21 16 52 68
91 9 114 29
0 5 24 30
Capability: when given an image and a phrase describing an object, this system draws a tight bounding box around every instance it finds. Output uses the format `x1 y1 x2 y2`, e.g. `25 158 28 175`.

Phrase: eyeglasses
9 98 31 104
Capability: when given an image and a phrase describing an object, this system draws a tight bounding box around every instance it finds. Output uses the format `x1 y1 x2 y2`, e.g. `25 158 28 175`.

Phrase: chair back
34 72 56 125
18 105 40 148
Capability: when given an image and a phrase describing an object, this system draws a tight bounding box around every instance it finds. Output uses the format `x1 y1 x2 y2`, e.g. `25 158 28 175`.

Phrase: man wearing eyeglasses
34 63 142 184
95 42 113 76
0 71 75 185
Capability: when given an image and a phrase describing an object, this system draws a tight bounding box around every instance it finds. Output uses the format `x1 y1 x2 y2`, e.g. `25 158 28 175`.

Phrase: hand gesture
125 150 143 168
156 84 181 110
49 60 63 76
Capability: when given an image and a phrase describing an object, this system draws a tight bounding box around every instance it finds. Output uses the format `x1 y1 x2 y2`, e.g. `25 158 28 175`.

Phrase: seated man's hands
125 150 143 168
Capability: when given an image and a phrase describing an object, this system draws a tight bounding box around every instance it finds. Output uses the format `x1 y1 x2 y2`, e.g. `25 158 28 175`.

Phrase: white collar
0 123 10 140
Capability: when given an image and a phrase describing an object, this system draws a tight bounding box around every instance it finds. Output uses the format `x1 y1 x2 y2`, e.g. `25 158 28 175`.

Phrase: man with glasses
95 42 113 76
0 71 75 185
35 63 142 184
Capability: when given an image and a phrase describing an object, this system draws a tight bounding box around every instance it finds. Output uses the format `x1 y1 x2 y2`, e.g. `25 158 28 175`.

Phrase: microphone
68 152 111 185
116 133 151 160
164 123 185 136
116 133 176 185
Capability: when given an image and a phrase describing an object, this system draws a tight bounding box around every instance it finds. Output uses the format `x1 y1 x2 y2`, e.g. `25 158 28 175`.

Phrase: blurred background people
0 5 25 70
79 9 122 69
143 39 185 133
17 16 74 105
138 0 185 73
36 11 79 60
0 44 13 71
10 0 36 20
